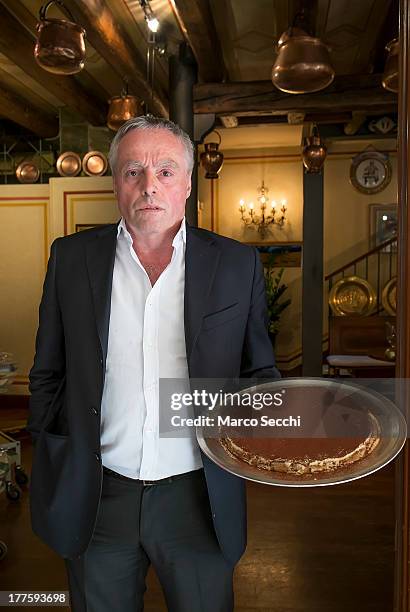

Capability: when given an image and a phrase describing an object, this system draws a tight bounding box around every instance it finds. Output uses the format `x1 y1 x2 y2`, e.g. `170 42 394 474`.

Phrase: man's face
113 128 192 236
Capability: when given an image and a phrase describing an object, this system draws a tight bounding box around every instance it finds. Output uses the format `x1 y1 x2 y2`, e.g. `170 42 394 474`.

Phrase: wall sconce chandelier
239 181 287 237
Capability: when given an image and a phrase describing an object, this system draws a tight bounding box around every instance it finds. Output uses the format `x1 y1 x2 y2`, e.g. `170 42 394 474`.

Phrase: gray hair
108 115 195 175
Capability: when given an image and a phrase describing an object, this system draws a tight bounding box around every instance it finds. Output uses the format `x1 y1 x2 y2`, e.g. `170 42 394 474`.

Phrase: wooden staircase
324 235 397 374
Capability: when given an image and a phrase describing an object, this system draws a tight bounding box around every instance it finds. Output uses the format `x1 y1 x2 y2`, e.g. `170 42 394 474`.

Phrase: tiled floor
0 427 395 611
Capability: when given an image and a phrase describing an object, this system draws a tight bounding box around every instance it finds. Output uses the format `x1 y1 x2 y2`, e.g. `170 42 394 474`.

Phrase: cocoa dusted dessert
219 385 381 475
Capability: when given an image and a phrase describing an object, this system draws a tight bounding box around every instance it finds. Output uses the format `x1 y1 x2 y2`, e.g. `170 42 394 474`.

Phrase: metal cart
0 431 28 498
0 431 29 561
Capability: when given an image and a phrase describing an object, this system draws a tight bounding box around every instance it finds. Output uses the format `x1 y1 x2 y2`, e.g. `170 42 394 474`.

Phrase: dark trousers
65 468 235 612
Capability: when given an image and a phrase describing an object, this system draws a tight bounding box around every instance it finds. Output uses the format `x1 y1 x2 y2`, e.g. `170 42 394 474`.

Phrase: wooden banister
325 235 397 281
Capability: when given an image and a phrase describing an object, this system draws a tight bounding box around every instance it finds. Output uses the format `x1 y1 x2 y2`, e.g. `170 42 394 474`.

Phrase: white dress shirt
100 217 203 480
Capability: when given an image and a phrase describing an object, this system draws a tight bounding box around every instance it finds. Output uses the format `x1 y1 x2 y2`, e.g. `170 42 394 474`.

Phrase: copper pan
56 151 82 177
107 95 142 131
272 27 334 94
15 161 40 184
382 38 399 93
34 0 86 75
82 151 108 176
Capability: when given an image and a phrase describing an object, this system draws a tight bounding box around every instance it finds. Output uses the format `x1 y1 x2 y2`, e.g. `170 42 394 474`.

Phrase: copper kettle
200 132 224 179
382 38 398 93
302 126 327 173
34 0 86 75
107 91 142 131
272 27 334 94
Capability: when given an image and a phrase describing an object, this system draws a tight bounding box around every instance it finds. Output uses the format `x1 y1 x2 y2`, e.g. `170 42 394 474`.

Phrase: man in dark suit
28 115 279 612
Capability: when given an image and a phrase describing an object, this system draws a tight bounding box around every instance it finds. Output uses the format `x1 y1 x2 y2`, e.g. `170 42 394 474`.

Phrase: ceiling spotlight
139 0 159 32
147 17 159 32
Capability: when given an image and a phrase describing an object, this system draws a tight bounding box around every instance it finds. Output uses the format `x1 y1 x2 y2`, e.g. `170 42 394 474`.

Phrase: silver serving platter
196 378 407 487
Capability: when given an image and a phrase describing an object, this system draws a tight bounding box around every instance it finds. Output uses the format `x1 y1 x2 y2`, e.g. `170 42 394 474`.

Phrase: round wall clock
350 151 392 195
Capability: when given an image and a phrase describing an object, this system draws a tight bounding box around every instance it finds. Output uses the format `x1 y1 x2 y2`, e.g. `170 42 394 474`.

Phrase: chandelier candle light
239 181 287 237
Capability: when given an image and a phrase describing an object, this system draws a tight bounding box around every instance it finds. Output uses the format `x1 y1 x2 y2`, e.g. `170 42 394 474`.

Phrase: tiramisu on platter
197 379 407 487
220 411 380 475
218 383 381 475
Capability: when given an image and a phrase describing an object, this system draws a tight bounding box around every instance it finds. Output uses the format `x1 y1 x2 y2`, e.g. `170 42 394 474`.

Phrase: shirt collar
117 217 186 247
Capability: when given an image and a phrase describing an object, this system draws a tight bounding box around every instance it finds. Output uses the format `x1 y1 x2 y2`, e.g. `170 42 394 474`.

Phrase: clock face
350 152 392 194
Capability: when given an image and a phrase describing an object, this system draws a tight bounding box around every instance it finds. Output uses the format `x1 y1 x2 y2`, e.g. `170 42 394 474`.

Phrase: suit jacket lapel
85 224 118 364
184 225 220 366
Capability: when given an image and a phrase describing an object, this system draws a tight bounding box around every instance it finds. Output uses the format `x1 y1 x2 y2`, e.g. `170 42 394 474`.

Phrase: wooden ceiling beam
0 82 58 137
194 74 397 115
168 0 225 82
0 2 107 126
67 0 168 117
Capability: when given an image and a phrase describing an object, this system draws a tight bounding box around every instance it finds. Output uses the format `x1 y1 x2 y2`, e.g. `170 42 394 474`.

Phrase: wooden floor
0 426 395 611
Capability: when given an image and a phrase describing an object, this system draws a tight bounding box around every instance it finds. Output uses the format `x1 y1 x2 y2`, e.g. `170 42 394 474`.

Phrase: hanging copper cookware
272 27 335 94
34 0 86 75
200 132 224 179
107 93 142 131
302 126 327 173
382 38 398 93
15 160 40 183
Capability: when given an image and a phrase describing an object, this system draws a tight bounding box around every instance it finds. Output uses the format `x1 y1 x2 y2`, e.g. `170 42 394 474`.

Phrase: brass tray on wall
381 277 397 316
329 276 377 316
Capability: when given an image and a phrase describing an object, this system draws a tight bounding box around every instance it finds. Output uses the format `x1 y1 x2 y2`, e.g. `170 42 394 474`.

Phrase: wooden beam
169 0 225 82
395 2 410 610
194 74 397 115
0 2 107 126
302 171 324 377
0 81 58 137
67 0 168 117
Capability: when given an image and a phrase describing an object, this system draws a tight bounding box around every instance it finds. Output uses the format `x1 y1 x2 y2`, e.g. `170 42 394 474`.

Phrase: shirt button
90 406 98 415
94 452 101 462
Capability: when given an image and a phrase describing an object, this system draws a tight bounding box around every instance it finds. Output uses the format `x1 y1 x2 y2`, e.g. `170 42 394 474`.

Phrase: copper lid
56 151 82 177
82 151 108 176
15 161 40 183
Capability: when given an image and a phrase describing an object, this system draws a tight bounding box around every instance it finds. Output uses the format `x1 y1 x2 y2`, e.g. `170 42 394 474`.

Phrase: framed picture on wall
350 151 392 194
369 203 397 252
75 223 107 232
245 242 302 267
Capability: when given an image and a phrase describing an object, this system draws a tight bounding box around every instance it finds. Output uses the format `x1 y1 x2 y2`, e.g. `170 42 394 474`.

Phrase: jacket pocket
202 303 241 331
42 376 69 436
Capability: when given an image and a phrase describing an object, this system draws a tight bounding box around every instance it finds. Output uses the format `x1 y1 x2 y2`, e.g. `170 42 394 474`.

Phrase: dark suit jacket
27 221 280 565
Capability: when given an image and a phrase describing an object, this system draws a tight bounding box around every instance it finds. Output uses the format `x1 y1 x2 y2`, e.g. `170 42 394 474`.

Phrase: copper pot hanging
382 38 399 93
34 0 86 75
302 126 327 173
200 132 224 179
107 92 142 131
272 27 335 94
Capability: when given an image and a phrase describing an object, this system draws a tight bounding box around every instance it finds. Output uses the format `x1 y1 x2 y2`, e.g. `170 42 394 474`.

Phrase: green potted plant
263 255 291 346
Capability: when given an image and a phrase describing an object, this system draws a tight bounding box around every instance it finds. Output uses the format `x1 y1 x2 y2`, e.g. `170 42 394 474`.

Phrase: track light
139 0 160 33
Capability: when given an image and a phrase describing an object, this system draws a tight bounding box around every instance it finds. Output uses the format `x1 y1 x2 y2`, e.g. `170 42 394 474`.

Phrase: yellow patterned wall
198 141 398 370
0 177 117 394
